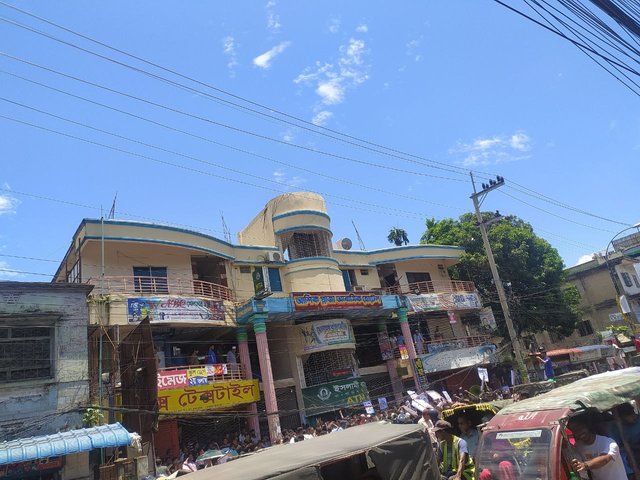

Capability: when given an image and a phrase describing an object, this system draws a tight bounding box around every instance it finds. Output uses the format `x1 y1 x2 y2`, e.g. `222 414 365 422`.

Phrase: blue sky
1 0 638 281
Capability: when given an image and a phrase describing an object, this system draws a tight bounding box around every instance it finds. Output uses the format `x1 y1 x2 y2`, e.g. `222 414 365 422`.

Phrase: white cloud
253 41 291 69
0 194 18 215
575 254 594 265
312 111 333 126
450 131 532 167
406 36 423 62
328 18 341 34
356 24 368 33
222 36 238 75
294 37 370 110
282 129 295 142
265 1 281 32
272 169 306 189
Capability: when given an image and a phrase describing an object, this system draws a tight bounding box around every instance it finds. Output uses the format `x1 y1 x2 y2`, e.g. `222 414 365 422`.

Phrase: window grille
280 231 331 260
302 349 356 387
0 326 53 383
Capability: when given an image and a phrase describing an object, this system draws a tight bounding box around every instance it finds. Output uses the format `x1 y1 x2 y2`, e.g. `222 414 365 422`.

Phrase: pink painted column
252 315 281 444
237 326 260 439
398 307 421 391
378 320 403 403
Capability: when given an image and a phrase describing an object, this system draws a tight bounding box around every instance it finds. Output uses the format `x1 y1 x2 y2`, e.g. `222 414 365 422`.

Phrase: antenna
351 220 366 250
220 211 232 243
107 192 117 219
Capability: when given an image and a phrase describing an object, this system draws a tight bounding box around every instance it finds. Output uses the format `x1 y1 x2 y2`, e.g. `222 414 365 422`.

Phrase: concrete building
0 281 94 479
53 192 489 450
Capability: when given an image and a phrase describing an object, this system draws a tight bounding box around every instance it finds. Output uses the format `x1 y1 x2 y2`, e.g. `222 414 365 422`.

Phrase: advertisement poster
157 379 260 413
296 318 355 354
416 344 497 374
398 345 409 360
405 294 441 312
187 367 208 386
378 397 388 411
292 292 382 311
128 297 225 323
302 377 369 412
363 400 375 415
377 331 394 360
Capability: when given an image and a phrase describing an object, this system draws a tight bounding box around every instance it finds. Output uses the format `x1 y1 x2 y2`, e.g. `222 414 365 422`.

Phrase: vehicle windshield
475 429 552 480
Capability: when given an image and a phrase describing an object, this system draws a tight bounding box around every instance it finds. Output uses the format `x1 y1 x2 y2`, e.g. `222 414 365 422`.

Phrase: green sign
302 377 369 413
252 267 269 299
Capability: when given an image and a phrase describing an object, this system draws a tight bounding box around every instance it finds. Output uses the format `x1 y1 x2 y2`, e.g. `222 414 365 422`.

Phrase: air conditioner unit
267 251 283 262
352 285 366 292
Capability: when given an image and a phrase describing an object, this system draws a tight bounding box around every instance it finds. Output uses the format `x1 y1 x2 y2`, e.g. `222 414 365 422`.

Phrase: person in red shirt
632 335 640 353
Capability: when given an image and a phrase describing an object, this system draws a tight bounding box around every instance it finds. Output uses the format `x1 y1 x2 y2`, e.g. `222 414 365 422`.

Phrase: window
360 269 369 276
66 260 80 283
132 266 168 293
406 272 431 284
239 266 251 274
342 270 357 291
620 272 633 288
577 320 594 336
281 231 331 260
0 326 53 383
267 267 283 292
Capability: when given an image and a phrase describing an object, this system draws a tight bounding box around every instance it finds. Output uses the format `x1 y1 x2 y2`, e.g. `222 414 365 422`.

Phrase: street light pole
470 173 529 383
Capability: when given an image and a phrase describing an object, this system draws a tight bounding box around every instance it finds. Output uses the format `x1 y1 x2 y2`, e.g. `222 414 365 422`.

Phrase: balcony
88 276 234 301
382 280 476 296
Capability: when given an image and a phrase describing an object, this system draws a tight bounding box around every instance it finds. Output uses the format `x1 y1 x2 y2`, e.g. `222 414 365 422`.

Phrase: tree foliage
387 227 410 246
421 213 581 336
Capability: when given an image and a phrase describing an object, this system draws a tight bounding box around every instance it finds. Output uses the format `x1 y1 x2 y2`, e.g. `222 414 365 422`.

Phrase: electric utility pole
470 173 529 383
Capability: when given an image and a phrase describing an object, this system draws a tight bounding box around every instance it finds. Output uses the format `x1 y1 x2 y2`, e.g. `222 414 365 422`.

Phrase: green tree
421 212 581 337
387 227 410 246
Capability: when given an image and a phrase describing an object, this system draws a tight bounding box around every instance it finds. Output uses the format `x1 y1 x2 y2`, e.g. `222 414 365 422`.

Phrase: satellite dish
336 238 353 250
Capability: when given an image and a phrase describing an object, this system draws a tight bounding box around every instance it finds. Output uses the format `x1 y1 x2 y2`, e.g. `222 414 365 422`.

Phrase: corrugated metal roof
0 423 133 465
498 367 640 416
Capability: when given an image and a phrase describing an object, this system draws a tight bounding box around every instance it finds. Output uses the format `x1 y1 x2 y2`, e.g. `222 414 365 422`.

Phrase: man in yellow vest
433 420 475 480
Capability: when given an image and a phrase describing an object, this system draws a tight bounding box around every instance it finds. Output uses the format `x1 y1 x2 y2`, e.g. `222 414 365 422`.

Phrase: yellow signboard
158 379 260 413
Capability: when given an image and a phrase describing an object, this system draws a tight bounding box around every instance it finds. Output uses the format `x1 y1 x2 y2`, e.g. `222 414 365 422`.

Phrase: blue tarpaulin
0 423 133 465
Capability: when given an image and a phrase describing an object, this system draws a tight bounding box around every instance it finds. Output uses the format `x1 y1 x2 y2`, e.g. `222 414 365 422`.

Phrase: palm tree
387 227 409 246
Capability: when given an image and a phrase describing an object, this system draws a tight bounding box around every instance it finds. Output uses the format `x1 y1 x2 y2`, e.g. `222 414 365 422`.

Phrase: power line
0 114 431 219
0 86 463 210
0 5 627 228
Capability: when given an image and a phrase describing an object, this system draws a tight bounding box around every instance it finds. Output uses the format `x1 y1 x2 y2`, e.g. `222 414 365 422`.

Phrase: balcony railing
382 280 476 296
157 363 245 389
392 334 491 359
88 276 234 301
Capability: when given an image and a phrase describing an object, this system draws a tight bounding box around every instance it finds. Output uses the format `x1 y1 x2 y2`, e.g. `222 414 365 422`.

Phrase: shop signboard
187 367 208 386
302 377 369 412
569 345 614 363
416 344 497 374
405 293 441 312
157 366 228 390
127 297 225 323
292 292 382 311
0 457 64 480
296 318 356 354
157 379 260 413
443 293 482 310
398 345 409 360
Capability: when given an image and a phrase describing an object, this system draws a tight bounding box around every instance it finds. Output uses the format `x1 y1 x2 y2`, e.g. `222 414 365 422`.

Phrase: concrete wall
0 283 91 442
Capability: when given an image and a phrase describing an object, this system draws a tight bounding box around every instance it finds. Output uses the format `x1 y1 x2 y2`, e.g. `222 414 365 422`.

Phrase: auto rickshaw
475 367 640 479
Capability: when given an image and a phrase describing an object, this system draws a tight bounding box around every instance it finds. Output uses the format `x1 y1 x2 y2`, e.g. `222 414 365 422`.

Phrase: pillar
397 307 421 391
378 320 403 403
237 326 260 439
252 315 281 444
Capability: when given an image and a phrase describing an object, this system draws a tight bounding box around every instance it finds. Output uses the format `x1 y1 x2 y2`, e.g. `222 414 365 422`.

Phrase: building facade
0 282 94 479
53 192 489 448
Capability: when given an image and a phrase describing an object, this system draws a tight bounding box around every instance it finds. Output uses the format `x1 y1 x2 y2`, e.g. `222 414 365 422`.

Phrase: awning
0 423 136 465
